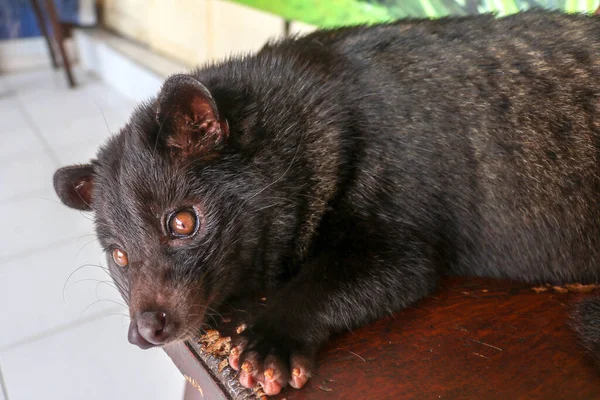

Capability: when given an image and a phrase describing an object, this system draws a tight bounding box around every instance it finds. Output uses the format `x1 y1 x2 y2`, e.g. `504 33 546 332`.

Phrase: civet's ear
53 164 95 211
156 74 228 156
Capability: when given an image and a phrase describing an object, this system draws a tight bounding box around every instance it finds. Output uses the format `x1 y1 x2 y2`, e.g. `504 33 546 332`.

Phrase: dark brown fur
54 10 600 395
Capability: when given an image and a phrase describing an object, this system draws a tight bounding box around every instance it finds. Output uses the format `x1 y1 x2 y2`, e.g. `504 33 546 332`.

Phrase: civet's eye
167 208 198 238
112 248 129 268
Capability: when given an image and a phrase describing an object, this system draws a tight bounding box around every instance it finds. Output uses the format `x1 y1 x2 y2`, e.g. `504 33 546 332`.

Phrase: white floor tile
0 239 123 351
19 91 119 137
55 140 106 167
0 190 95 261
0 73 8 91
0 149 56 202
0 363 6 400
84 79 139 112
41 107 130 153
1 69 72 95
0 67 182 400
8 70 136 151
4 68 119 106
0 315 186 400
0 96 45 160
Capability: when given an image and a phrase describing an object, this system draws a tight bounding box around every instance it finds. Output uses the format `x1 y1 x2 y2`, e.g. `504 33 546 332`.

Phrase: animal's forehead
93 130 194 245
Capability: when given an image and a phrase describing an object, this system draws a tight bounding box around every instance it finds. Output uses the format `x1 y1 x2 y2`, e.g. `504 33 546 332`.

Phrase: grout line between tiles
0 361 9 400
8 91 62 167
0 188 53 206
0 149 49 167
0 235 97 264
0 307 123 354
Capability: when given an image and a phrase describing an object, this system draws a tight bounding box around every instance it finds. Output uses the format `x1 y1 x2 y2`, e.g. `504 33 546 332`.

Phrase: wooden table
165 277 600 400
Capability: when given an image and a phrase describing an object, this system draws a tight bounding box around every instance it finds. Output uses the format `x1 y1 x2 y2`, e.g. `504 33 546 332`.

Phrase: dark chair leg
30 0 58 69
43 0 76 88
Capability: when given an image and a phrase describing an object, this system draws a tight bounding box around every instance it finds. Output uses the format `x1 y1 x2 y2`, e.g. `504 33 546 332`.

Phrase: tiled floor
0 68 185 400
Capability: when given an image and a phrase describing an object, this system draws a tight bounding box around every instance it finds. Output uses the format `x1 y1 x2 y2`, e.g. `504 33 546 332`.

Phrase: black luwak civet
53 10 600 396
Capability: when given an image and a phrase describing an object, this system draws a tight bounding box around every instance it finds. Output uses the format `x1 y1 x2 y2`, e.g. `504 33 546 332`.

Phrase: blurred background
0 1 598 399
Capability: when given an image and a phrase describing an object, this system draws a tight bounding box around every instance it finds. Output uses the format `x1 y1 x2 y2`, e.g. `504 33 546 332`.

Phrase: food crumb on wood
532 283 600 294
199 329 220 344
184 375 204 397
481 289 488 293
198 330 232 358
532 286 548 293
318 386 333 392
197 326 271 398
253 385 267 398
208 337 232 357
564 283 600 293
218 358 229 373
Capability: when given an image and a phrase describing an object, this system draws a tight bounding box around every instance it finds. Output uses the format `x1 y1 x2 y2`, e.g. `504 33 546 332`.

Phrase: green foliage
229 0 600 26
231 0 393 27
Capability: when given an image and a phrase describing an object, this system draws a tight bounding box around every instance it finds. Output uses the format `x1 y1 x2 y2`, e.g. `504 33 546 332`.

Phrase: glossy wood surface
167 277 600 400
